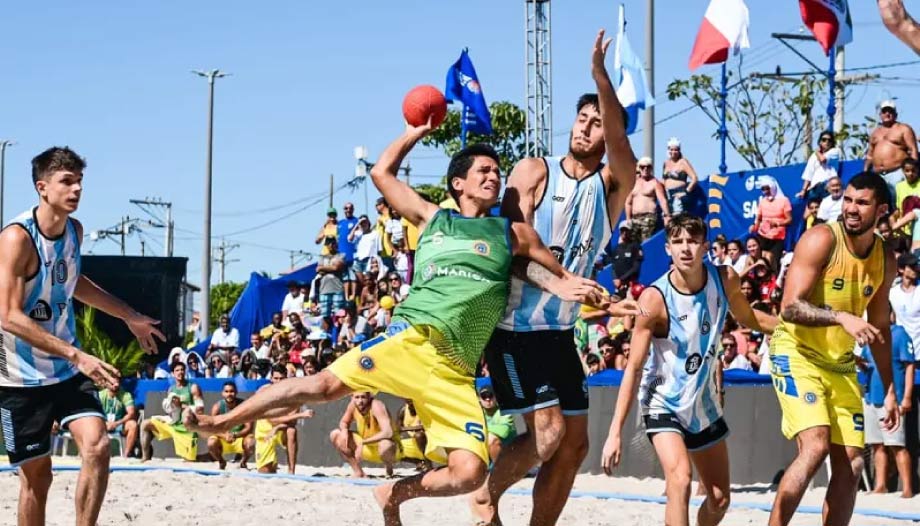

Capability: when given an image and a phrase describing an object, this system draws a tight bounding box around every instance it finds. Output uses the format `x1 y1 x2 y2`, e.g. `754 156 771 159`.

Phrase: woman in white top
796 131 840 200
726 239 748 275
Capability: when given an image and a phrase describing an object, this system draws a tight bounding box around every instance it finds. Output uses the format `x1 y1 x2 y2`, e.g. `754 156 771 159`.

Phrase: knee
124 420 138 433
707 486 731 513
800 441 830 467
665 466 693 495
329 429 341 445
450 456 488 493
83 433 111 461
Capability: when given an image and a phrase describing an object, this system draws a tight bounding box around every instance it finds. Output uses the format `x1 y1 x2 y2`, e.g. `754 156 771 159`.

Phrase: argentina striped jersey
499 156 612 331
0 208 81 387
638 263 728 433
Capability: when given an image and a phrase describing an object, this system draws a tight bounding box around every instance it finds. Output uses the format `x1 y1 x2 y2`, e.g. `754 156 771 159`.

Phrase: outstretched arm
361 401 395 445
592 30 637 222
878 0 920 54
720 266 776 333
369 121 440 231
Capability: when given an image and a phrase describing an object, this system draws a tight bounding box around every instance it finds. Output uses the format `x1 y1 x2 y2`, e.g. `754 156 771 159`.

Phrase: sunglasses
480 394 494 400
819 137 832 142
722 342 737 348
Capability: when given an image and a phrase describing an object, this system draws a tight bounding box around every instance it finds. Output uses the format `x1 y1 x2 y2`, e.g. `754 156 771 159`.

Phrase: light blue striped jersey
499 156 612 331
0 208 81 387
638 263 728 433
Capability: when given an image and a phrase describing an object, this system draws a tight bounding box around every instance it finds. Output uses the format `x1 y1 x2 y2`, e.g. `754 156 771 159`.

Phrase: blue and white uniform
0 208 81 387
499 156 612 331
639 263 730 448
486 156 613 416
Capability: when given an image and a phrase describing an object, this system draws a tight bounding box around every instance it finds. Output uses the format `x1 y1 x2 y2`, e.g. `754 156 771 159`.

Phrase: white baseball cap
880 99 897 111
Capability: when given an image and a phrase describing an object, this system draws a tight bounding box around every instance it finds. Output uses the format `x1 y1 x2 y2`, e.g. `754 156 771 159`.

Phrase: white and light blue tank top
638 263 728 433
0 208 81 387
499 156 612 332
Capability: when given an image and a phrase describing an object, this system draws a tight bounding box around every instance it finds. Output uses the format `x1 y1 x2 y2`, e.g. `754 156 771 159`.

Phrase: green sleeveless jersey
394 209 512 374
218 399 245 434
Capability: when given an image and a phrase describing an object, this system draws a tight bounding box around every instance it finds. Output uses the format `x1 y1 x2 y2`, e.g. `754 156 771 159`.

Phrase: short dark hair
597 336 614 349
445 143 501 202
903 158 918 170
270 363 287 376
32 147 86 184
222 381 236 390
807 197 821 207
818 132 836 147
576 93 629 130
847 172 891 207
585 353 600 365
665 214 707 241
172 361 186 372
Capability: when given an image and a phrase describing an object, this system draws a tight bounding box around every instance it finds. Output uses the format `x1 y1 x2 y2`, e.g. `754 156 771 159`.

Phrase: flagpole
719 62 728 176
826 46 837 133
461 105 468 149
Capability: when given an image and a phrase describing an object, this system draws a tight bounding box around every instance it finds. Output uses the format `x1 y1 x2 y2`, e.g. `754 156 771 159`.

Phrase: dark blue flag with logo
445 49 493 136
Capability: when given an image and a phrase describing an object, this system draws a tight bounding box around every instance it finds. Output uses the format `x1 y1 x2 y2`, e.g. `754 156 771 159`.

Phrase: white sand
0 458 917 525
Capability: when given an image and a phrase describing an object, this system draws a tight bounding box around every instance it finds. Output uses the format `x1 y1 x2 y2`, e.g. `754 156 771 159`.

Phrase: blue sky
3 1 918 299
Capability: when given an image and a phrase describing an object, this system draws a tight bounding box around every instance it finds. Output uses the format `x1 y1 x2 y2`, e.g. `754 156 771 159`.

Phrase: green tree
210 281 246 329
420 101 527 176
76 307 146 377
413 183 448 205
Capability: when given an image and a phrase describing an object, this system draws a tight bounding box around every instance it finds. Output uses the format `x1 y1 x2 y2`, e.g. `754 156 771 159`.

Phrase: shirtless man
626 156 670 242
865 100 918 205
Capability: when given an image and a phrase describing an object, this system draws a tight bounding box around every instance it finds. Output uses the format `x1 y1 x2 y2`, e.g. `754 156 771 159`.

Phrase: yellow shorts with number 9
769 344 864 448
327 322 488 465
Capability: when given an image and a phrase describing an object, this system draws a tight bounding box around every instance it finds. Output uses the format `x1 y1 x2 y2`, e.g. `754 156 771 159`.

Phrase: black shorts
644 414 729 452
484 328 588 416
0 374 104 466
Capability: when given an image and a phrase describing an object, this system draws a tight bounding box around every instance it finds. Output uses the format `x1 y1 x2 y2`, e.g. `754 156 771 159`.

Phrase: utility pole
0 140 14 226
192 68 230 337
288 249 312 269
130 197 174 256
140 240 146 257
213 239 239 284
643 0 655 158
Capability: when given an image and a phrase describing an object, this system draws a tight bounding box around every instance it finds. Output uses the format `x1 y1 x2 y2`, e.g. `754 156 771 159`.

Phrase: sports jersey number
831 278 845 291
57 303 68 316
464 422 485 442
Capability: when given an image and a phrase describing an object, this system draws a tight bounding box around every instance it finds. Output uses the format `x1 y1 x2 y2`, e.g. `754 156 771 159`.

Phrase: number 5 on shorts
465 422 485 442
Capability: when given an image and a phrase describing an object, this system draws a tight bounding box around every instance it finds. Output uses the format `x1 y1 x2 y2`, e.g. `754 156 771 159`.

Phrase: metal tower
525 0 552 157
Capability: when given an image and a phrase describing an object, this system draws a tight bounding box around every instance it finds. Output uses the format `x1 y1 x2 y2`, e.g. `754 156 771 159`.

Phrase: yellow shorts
149 418 199 461
350 432 399 464
219 437 245 455
769 345 864 447
399 435 425 462
327 323 488 464
255 428 284 469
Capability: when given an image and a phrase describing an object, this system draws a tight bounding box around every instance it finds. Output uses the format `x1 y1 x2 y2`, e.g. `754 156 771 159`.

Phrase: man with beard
865 100 918 206
473 30 640 526
768 173 900 526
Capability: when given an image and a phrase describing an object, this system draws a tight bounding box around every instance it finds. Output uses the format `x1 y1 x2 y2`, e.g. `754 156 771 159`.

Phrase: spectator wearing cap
816 176 844 224
209 314 240 356
611 222 643 298
281 281 305 321
315 207 340 256
337 202 359 265
478 386 516 462
662 137 699 215
797 131 840 201
315 237 346 318
626 156 670 242
890 253 920 361
866 100 918 206
749 179 792 269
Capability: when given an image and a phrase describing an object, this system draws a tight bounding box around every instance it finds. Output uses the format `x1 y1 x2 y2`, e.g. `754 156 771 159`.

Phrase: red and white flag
799 0 853 54
688 0 751 70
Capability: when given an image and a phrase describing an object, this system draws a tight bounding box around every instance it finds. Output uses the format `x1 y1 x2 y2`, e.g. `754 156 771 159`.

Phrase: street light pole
0 140 15 227
192 69 229 337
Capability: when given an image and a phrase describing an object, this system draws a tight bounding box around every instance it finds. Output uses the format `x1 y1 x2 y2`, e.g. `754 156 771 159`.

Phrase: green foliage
413 183 448 204
837 115 878 160
210 281 246 329
667 68 826 169
420 101 527 176
76 307 146 377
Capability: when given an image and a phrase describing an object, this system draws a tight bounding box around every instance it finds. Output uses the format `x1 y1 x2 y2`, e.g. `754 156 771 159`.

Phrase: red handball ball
402 85 448 128
630 283 646 300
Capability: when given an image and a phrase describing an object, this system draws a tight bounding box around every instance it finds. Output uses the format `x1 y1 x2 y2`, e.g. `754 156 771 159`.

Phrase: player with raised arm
600 214 776 526
473 29 641 526
185 113 610 526
0 147 164 526
767 172 899 526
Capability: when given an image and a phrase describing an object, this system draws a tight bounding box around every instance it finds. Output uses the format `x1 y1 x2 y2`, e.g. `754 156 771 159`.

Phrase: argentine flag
613 4 654 135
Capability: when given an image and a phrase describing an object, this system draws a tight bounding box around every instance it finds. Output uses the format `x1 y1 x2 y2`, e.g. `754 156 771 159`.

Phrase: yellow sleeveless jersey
354 404 396 441
772 221 886 371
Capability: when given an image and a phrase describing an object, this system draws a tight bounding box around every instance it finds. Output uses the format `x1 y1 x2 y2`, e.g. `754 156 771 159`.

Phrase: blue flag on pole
445 49 493 136
613 5 654 135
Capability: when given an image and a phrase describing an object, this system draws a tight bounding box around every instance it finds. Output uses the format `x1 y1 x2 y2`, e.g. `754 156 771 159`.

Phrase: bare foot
900 490 915 498
352 467 367 478
469 485 501 526
218 459 227 470
239 461 248 470
871 487 887 495
373 483 402 526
